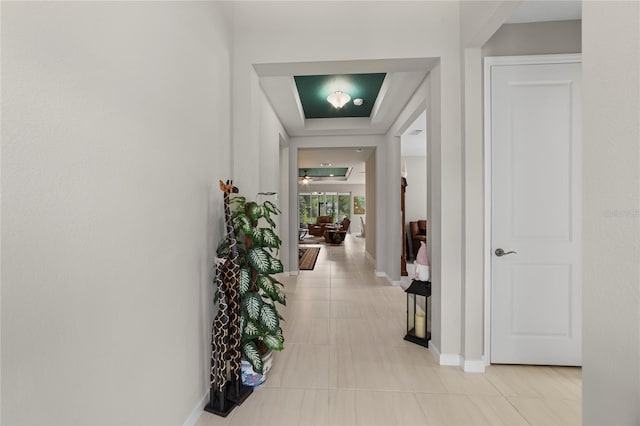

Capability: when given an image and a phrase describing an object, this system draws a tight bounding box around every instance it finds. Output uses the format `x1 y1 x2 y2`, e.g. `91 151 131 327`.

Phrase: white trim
183 391 208 426
428 341 441 361
375 271 386 278
289 270 299 276
429 342 461 366
462 359 486 373
483 53 582 367
391 280 403 286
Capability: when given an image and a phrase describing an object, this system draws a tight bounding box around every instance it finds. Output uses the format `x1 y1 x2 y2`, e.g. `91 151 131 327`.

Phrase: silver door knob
495 248 517 257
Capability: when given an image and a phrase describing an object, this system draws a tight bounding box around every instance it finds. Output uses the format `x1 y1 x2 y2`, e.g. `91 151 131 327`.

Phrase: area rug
298 247 320 270
299 235 324 245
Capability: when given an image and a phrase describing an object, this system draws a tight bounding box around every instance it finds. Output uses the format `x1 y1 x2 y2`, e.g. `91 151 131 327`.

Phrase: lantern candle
415 313 426 338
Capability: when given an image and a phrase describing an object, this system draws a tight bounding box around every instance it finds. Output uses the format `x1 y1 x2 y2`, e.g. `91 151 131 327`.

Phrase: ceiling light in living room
327 91 351 109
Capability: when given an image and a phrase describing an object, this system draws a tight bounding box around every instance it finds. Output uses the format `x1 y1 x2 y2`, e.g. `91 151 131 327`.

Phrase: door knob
495 248 517 257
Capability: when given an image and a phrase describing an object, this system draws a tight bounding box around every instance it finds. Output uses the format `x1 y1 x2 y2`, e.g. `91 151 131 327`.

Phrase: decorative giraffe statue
205 179 252 416
218 180 247 402
209 256 229 408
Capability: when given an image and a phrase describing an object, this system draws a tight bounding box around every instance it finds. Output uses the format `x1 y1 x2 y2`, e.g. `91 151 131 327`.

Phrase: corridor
198 235 581 425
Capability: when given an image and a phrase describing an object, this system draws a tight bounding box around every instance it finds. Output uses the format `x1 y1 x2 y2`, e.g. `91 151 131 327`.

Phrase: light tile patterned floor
197 235 581 425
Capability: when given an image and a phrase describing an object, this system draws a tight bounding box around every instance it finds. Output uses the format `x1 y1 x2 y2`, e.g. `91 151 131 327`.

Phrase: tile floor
197 235 581 425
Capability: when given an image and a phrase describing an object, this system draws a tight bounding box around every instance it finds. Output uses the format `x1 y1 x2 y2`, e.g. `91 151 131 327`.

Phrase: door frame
483 54 582 365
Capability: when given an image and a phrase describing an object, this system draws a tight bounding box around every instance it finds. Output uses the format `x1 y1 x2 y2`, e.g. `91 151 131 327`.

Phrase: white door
490 57 582 365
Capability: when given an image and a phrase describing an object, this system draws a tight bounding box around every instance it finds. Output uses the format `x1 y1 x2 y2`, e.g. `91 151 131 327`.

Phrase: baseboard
375 271 386 278
289 270 299 276
462 359 486 373
392 280 403 286
429 342 462 366
184 390 208 426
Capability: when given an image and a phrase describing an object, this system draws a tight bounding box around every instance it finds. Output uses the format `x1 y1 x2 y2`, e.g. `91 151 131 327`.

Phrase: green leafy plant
217 195 286 374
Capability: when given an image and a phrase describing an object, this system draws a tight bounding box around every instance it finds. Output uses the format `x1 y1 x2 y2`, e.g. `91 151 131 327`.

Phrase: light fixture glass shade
327 91 351 109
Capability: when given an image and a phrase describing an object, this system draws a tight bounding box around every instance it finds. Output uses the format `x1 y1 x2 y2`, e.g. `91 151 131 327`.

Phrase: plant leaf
243 292 263 320
270 257 284 274
256 275 276 298
242 341 263 374
248 248 271 274
274 284 286 305
239 312 246 336
251 228 263 246
234 214 253 235
238 267 251 295
259 304 279 333
243 319 261 339
262 333 284 351
230 196 246 209
263 200 280 215
248 202 262 221
263 213 276 229
261 228 281 248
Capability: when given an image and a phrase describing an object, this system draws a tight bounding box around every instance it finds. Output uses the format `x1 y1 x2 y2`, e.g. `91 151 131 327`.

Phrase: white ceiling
298 147 373 185
506 0 582 24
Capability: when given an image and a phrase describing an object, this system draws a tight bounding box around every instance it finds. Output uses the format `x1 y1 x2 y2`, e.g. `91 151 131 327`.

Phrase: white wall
582 2 640 424
258 88 289 272
402 156 428 224
1 2 232 424
365 152 377 261
403 156 428 257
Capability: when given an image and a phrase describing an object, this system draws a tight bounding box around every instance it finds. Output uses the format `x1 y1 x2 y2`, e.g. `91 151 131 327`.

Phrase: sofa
309 215 334 236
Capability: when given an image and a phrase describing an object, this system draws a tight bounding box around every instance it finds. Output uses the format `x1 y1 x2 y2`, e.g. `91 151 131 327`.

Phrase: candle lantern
404 279 431 347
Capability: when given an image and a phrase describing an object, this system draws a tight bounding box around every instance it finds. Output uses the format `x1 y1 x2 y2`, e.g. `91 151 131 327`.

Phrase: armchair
309 215 333 237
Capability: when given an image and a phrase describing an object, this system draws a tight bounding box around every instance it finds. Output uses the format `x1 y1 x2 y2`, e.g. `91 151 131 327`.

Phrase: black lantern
404 279 431 347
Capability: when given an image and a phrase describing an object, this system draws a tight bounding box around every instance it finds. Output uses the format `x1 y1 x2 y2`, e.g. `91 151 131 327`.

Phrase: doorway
485 54 582 366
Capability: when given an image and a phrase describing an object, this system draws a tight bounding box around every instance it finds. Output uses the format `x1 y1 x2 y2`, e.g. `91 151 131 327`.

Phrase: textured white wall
1 2 232 423
582 2 640 424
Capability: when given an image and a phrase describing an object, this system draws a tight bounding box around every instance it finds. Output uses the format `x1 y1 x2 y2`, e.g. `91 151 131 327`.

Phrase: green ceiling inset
294 73 386 119
299 168 350 178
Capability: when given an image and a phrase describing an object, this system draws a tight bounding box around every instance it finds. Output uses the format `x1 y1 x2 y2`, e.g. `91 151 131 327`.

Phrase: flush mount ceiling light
326 91 351 109
353 98 363 106
320 162 332 167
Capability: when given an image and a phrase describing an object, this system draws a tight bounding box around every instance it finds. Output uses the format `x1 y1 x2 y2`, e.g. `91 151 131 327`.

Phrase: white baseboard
184 390 208 426
289 270 299 276
462 359 486 373
429 342 461 366
392 280 403 286
375 271 386 278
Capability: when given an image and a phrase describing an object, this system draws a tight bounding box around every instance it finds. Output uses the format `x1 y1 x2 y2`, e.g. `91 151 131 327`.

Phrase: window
299 192 351 225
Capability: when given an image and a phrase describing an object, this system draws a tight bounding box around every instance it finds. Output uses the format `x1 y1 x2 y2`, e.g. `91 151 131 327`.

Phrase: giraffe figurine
218 180 252 404
208 256 230 412
205 180 252 416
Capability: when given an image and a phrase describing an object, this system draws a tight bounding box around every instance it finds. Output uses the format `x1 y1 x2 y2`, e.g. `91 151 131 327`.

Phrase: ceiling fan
300 170 312 184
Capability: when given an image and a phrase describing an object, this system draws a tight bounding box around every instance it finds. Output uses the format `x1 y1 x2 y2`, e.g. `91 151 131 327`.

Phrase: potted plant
216 193 286 386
